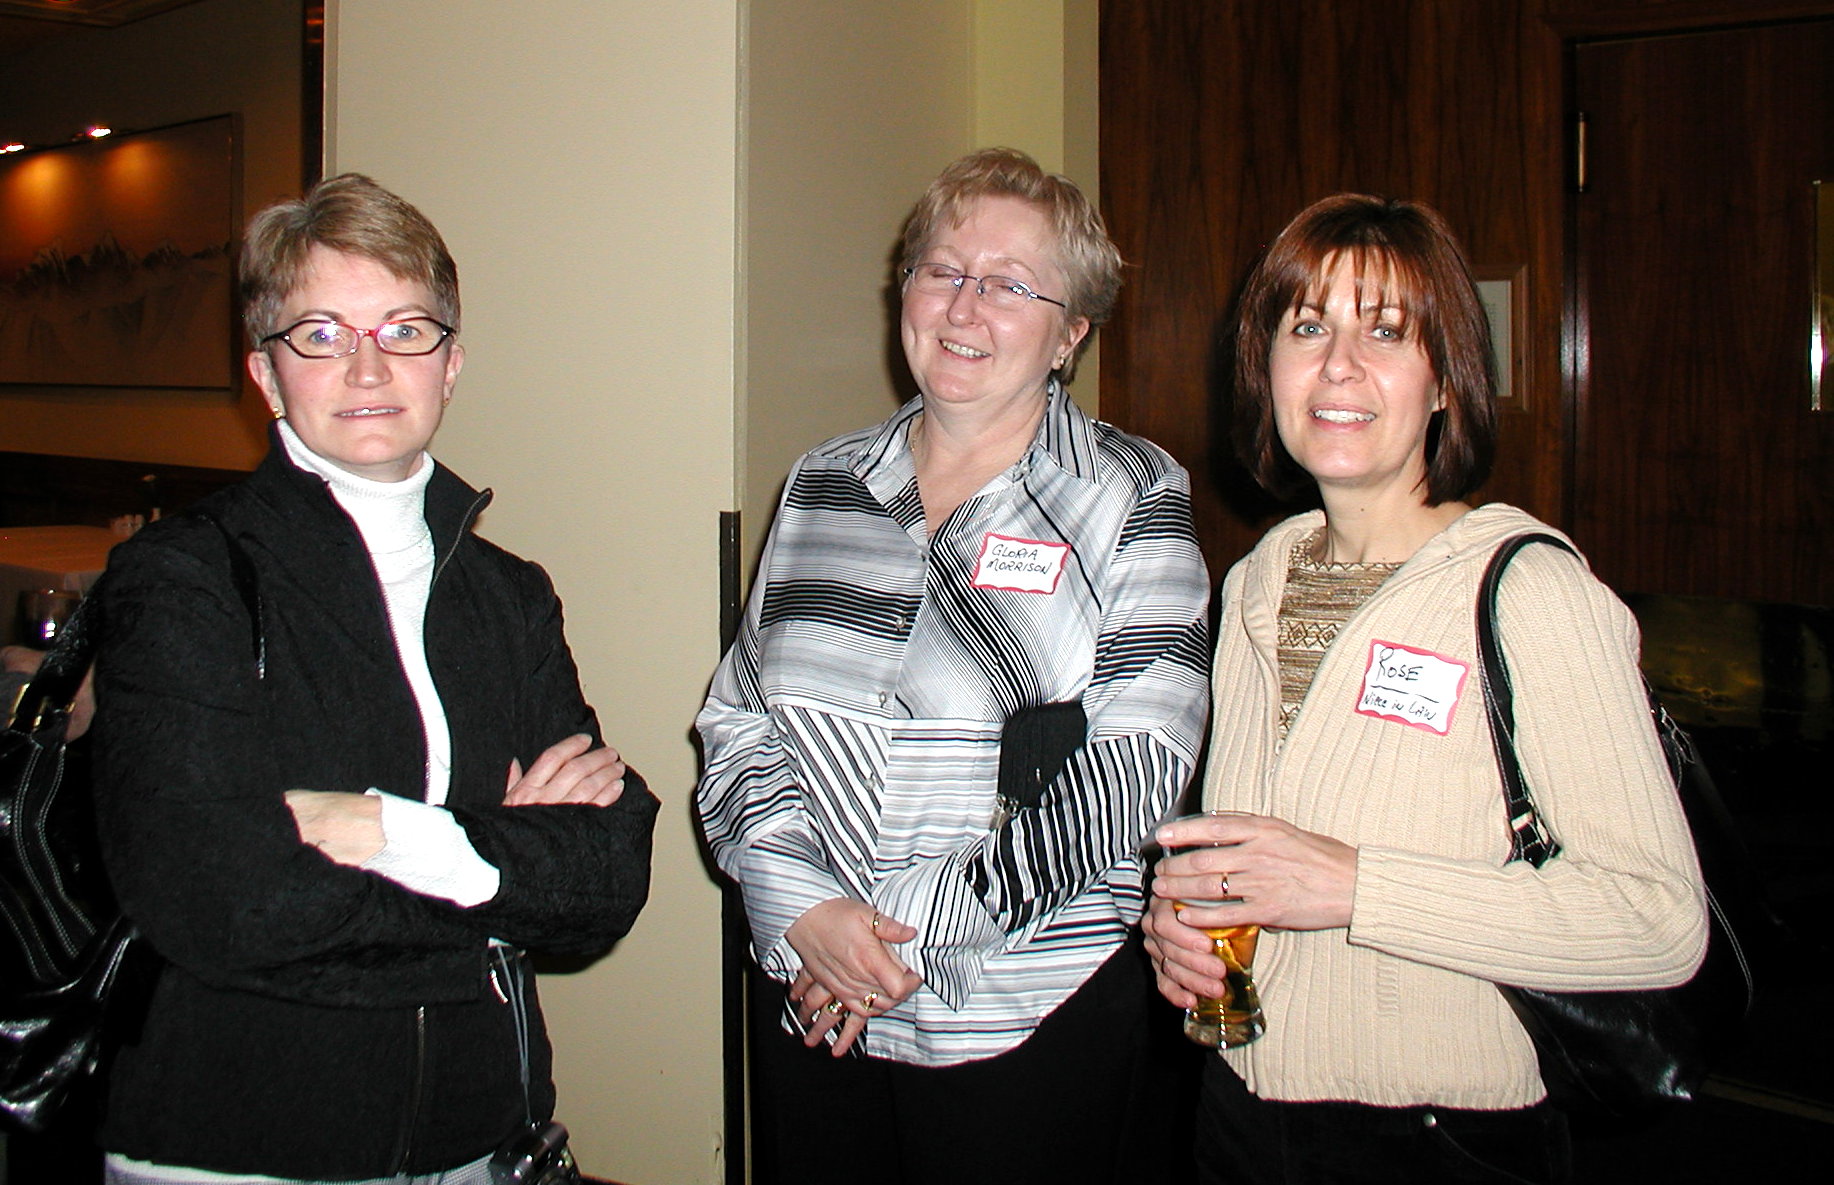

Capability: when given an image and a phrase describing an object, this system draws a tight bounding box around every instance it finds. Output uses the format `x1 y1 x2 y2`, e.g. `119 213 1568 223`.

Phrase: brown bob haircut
240 173 460 348
1234 193 1497 505
898 147 1122 382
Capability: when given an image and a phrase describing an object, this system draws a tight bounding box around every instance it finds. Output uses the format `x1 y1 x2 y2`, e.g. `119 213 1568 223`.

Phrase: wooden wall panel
1100 0 1563 576
1100 0 1834 584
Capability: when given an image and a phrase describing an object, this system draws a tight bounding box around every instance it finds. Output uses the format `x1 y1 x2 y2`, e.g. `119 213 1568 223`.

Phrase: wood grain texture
1100 0 1561 577
1100 0 1834 604
1573 20 1834 602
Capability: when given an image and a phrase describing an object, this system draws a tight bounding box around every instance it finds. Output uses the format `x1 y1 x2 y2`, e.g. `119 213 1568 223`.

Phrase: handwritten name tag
971 532 1071 594
1354 639 1468 735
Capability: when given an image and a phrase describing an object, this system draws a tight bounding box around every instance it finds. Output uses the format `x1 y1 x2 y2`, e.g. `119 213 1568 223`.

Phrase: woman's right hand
786 898 922 1056
1142 892 1230 1010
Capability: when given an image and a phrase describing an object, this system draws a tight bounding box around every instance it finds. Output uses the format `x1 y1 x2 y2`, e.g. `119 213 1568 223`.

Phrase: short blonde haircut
899 148 1121 381
240 173 459 347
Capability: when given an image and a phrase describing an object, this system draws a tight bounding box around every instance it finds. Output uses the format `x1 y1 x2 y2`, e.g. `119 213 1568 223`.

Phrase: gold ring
871 910 882 934
823 999 844 1015
863 991 880 1011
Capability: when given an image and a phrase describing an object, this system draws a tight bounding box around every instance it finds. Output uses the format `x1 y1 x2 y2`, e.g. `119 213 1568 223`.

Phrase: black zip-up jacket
91 438 658 1177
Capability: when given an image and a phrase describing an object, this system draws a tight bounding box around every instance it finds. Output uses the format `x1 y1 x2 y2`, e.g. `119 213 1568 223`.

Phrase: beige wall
741 0 974 568
329 4 1093 1182
973 0 1103 419
0 0 300 470
742 0 1102 571
327 3 739 1182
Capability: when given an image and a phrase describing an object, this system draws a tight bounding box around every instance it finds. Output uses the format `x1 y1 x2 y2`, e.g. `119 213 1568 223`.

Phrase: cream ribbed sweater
1202 504 1706 1109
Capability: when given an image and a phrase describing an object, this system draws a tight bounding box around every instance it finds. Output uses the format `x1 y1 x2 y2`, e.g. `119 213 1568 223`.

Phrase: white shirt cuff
360 788 502 907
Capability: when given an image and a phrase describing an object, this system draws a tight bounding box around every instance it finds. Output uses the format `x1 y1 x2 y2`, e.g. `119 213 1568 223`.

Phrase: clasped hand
786 899 922 1058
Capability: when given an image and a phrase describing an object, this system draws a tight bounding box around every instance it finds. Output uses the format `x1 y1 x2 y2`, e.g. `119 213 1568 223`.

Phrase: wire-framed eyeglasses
262 316 456 359
902 263 1066 312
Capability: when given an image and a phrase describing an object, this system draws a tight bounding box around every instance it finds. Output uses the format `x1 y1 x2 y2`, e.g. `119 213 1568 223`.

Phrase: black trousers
1195 1056 1573 1185
747 935 1199 1185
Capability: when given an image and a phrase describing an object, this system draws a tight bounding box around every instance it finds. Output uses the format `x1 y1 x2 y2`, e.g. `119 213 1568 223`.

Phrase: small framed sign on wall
1474 264 1527 412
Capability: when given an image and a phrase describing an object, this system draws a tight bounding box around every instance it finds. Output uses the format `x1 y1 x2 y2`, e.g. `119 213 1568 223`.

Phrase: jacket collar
251 422 493 566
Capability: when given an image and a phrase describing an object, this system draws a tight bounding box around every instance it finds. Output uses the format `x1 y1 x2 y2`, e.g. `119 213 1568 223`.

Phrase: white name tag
1354 639 1469 735
971 532 1071 594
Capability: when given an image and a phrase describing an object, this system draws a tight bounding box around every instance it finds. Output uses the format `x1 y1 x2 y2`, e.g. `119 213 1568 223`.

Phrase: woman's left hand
503 733 627 806
1152 811 1358 932
284 789 385 866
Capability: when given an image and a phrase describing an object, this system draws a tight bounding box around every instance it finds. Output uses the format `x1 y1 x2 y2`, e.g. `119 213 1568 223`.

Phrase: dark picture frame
0 114 239 391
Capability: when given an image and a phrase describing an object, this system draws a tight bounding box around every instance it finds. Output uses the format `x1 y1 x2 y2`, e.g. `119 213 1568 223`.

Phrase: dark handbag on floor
1 593 139 1134
1477 532 1761 1117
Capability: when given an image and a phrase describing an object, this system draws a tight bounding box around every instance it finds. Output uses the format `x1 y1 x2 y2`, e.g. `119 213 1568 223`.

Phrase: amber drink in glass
1165 813 1265 1048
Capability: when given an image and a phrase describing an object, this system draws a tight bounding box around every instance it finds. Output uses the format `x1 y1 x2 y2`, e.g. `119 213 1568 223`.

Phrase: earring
268 404 284 420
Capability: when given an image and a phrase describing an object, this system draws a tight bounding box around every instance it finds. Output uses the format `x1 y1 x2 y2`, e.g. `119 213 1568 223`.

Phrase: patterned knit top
1276 530 1400 743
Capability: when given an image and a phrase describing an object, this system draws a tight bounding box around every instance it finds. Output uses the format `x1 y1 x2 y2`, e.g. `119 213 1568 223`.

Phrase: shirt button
876 691 890 707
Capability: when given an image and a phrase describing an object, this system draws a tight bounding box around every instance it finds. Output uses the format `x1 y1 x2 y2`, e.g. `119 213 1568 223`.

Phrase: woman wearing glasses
90 174 658 1183
697 148 1210 1183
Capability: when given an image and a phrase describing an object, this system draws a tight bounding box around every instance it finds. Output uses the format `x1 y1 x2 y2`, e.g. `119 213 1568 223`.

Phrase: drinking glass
1163 811 1265 1048
18 588 81 646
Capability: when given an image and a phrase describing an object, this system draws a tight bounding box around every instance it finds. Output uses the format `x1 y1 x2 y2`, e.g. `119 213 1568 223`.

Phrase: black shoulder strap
6 592 103 734
1476 531 1578 868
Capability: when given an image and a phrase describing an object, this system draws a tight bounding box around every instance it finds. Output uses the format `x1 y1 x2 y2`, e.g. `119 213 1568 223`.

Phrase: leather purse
2 593 141 1134
1476 532 1765 1117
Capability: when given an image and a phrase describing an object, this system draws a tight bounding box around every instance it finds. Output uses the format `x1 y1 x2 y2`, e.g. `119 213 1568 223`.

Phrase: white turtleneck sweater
278 423 499 907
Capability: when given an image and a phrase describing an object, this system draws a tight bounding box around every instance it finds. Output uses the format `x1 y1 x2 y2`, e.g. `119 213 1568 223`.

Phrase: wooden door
1572 22 1834 604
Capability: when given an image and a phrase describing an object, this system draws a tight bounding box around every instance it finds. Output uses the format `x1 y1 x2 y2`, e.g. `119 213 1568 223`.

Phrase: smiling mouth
1313 408 1374 424
338 407 402 418
941 340 989 359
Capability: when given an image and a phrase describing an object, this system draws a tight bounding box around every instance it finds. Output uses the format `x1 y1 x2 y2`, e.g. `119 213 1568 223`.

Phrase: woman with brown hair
1144 194 1706 1184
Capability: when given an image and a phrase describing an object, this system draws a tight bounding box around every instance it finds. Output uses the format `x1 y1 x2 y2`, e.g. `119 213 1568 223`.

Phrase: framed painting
0 114 238 390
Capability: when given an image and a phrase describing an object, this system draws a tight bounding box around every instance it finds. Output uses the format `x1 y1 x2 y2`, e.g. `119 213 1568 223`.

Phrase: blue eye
302 322 343 346
378 321 423 344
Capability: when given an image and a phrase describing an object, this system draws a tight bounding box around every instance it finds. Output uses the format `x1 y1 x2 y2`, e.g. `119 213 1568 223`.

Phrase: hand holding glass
1163 812 1265 1048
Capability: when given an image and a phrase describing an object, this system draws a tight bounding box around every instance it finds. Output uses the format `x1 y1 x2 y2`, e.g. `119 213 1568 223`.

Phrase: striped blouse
696 385 1211 1065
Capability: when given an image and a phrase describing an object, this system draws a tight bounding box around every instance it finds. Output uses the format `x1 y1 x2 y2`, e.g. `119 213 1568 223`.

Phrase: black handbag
1 592 140 1134
1476 532 1762 1117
